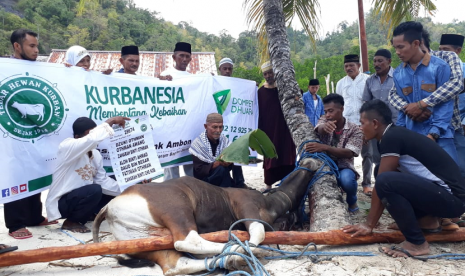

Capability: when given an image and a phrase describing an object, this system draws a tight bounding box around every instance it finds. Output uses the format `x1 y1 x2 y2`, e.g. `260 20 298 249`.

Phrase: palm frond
243 0 321 63
372 0 436 37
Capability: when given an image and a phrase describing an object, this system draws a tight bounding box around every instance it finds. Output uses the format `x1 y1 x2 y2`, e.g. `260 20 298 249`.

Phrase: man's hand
321 120 337 134
139 179 152 184
212 160 232 169
101 68 113 75
105 116 130 128
404 101 430 121
413 109 432 122
305 142 328 153
426 134 436 142
342 223 373 237
158 75 173 81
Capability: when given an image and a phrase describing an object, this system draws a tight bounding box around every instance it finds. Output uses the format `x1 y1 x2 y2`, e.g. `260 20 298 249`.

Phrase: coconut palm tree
245 0 437 70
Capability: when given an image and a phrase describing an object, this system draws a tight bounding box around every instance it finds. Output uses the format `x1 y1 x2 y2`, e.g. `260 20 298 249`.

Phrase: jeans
437 138 459 165
361 143 373 187
454 129 465 177
337 168 358 206
376 171 465 245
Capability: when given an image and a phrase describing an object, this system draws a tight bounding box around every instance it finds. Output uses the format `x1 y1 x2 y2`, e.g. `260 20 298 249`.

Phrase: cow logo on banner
0 73 67 142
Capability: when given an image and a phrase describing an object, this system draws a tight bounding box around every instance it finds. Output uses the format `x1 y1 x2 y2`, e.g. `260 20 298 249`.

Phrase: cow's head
11 102 18 107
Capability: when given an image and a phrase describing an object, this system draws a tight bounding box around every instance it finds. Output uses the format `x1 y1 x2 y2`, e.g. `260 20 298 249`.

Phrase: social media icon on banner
11 186 18 195
20 184 27 193
1 189 10 197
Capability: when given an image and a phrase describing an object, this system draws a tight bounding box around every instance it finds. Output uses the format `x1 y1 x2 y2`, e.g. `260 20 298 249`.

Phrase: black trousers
203 165 245 188
4 193 46 233
376 172 465 245
58 184 109 225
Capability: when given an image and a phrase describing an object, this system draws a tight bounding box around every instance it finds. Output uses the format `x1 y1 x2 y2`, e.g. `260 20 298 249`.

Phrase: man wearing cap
303 78 324 127
118 45 140 74
159 42 192 80
362 49 398 181
159 42 194 181
336 54 372 195
45 116 129 233
218 57 234 77
257 61 296 193
4 29 58 240
190 113 246 187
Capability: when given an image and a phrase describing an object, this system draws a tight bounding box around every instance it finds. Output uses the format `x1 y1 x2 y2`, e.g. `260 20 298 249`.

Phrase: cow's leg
174 230 226 255
131 249 217 276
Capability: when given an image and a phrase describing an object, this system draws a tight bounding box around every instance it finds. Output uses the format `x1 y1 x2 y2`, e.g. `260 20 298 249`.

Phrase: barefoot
362 186 373 196
381 240 430 258
61 219 90 233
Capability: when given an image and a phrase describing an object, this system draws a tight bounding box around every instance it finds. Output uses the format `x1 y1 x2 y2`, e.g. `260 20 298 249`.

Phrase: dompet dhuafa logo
0 74 67 142
213 89 231 115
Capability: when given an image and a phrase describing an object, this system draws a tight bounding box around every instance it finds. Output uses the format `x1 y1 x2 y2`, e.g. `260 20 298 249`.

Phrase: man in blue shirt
303 78 324 127
392 21 458 163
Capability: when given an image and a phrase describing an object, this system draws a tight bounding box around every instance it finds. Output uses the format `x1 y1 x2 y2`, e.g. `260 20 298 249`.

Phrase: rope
276 140 339 223
60 228 86 245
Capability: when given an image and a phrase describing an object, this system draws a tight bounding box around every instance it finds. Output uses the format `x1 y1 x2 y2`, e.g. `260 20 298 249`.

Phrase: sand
1 156 465 276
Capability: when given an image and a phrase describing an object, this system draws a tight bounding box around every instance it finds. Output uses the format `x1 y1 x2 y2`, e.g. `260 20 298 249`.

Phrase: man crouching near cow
45 116 129 233
189 113 246 188
343 100 465 258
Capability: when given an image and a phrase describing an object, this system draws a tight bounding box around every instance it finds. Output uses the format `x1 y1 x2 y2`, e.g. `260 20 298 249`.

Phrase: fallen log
1 229 465 267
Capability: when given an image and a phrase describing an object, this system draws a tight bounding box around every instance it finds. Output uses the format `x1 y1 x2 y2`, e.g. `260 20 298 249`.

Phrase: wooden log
1 229 465 267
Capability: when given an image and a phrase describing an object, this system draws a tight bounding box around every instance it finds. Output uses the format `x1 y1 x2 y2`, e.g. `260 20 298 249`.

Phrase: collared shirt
392 52 454 138
363 67 398 123
117 68 125 73
315 116 363 178
302 92 324 127
458 62 465 122
336 72 369 125
389 50 464 130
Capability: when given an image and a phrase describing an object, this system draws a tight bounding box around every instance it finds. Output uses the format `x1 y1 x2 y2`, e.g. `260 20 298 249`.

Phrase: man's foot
0 244 18 254
260 185 273 194
38 218 58 226
9 228 32 239
61 219 90 233
380 240 430 258
441 218 460 231
451 217 465 227
362 186 373 196
348 204 359 214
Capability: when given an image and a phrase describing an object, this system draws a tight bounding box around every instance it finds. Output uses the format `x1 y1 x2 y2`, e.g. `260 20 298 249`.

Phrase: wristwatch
429 133 439 140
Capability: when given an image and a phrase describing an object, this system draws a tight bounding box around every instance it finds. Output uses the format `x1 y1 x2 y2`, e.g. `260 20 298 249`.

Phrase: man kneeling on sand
45 116 129 233
343 100 465 258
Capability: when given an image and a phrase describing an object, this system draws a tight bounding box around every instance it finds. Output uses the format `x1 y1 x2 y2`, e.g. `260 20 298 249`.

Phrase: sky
133 0 464 39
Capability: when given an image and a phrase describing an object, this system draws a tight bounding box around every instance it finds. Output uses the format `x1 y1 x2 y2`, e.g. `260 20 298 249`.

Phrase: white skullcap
219 57 234 67
261 61 272 72
65 45 90 66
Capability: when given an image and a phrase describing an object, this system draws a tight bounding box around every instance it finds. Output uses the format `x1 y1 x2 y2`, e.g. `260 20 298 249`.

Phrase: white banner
0 59 257 204
108 115 163 191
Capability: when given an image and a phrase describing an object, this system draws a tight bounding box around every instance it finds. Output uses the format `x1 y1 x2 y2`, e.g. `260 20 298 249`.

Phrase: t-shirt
160 67 191 79
379 125 465 198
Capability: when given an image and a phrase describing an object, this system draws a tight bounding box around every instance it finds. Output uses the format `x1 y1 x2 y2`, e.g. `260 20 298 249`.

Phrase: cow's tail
92 204 108 243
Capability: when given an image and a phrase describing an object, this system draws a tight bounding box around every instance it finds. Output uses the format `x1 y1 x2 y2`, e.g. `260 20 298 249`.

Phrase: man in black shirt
343 100 465 258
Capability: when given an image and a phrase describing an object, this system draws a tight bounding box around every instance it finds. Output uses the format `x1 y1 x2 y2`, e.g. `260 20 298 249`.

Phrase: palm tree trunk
262 0 351 231
358 0 369 72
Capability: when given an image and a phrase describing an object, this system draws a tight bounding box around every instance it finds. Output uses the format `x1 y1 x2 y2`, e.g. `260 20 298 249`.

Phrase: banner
0 59 257 204
108 115 163 191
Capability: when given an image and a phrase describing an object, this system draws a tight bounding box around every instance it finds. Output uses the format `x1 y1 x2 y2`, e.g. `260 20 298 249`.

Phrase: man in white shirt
159 42 195 180
45 116 129 233
336 54 372 195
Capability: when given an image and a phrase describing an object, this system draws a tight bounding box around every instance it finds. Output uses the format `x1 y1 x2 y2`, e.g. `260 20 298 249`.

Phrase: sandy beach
1 156 465 276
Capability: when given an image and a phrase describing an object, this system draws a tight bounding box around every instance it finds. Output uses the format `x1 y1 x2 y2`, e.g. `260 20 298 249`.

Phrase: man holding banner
45 116 129 233
4 29 58 239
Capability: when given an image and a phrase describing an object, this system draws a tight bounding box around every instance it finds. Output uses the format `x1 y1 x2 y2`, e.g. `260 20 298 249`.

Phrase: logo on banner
0 74 67 141
213 89 231 115
11 186 18 195
1 188 9 197
20 184 27 192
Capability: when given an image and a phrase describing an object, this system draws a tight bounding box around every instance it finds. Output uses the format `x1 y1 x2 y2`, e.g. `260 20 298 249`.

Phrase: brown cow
93 157 319 275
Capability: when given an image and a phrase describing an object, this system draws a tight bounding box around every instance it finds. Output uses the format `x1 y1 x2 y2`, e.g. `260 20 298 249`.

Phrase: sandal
9 228 32 239
0 244 18 254
441 218 459 231
38 218 58 226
